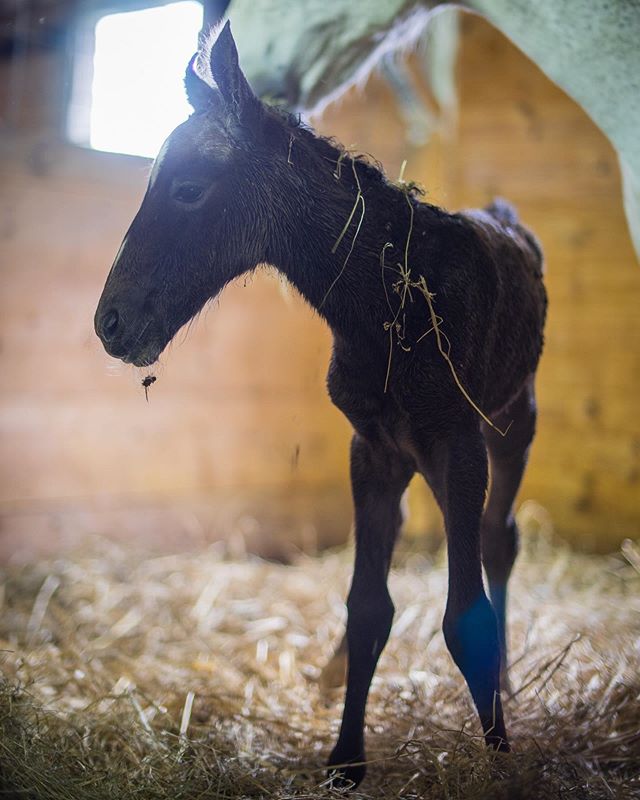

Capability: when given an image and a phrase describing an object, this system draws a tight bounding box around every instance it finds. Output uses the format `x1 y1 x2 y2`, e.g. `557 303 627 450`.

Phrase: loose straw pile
0 502 638 799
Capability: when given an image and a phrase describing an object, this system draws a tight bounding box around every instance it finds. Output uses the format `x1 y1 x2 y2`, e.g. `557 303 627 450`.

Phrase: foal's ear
209 21 260 121
184 54 215 112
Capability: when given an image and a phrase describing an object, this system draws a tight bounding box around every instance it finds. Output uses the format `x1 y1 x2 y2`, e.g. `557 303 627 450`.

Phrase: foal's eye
171 182 206 204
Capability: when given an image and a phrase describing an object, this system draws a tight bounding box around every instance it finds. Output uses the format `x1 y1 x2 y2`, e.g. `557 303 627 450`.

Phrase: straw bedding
0 502 638 799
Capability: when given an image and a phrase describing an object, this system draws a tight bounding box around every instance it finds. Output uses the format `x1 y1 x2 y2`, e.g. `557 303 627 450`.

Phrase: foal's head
95 23 290 367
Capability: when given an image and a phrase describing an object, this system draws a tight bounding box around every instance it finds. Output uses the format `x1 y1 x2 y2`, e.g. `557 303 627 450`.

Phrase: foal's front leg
327 432 414 788
430 426 509 751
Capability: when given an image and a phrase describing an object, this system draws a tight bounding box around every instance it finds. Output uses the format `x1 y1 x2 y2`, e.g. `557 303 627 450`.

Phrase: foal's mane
266 104 426 207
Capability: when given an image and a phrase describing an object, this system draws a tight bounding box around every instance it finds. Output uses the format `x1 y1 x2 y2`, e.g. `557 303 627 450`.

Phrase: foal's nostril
101 309 120 340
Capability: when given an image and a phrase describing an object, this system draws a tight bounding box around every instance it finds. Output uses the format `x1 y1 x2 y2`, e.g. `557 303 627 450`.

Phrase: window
67 1 203 159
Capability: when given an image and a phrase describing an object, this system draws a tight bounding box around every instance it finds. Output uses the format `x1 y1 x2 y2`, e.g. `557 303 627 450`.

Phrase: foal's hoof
327 750 367 790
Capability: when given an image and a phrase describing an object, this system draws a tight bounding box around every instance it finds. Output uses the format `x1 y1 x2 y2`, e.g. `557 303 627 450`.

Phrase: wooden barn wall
0 14 638 561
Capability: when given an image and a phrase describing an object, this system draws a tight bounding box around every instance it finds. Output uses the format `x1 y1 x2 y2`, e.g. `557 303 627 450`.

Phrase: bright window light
70 2 203 159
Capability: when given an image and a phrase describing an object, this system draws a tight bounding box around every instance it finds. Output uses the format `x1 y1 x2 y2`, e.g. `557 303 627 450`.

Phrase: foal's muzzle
94 301 162 367
97 308 120 341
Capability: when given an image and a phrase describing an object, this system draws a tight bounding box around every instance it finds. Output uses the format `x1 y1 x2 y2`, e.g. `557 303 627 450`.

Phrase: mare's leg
327 433 414 787
417 426 509 751
481 377 537 691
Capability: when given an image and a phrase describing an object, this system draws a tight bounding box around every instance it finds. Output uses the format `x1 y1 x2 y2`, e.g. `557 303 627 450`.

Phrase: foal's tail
485 197 519 228
486 197 544 269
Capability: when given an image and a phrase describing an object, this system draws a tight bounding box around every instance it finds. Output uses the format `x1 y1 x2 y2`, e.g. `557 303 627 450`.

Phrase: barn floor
0 504 638 799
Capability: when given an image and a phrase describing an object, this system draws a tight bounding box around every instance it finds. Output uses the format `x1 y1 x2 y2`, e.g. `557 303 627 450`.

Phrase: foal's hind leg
481 376 537 692
415 426 508 751
441 428 508 750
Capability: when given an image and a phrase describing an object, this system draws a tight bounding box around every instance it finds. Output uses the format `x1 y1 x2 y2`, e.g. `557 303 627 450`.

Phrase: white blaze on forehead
149 136 171 188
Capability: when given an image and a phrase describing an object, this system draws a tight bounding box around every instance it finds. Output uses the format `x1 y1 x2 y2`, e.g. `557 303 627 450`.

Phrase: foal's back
385 197 546 426
460 201 546 414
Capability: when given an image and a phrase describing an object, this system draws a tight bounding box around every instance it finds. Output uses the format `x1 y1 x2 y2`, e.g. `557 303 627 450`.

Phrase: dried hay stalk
0 504 639 799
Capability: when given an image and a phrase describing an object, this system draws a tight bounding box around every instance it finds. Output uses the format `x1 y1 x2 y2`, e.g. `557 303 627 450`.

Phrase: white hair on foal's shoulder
193 21 226 89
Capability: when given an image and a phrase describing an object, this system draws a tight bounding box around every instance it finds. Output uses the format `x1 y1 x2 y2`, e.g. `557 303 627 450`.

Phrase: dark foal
95 22 547 788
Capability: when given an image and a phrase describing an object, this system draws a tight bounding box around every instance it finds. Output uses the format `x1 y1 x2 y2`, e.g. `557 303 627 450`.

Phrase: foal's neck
269 127 420 340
